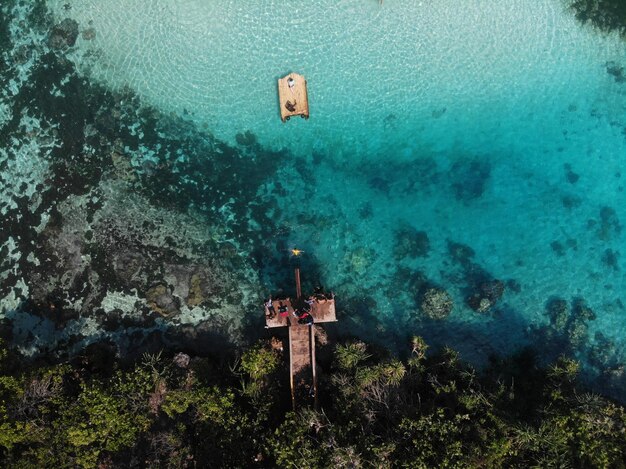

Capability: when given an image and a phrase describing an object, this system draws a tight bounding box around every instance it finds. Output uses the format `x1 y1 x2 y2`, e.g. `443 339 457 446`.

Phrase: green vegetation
1 337 626 467
568 0 626 37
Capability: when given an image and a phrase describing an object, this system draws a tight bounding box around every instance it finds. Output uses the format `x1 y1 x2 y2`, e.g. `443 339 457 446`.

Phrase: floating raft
277 72 309 122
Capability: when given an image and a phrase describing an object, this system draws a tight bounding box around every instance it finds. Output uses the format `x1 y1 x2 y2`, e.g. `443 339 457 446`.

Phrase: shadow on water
331 285 626 400
6 282 624 399
1 299 240 366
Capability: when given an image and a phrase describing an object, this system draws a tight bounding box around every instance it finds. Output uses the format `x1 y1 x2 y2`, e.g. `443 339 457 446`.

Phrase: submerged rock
447 240 475 267
81 27 96 41
146 284 179 317
235 130 257 147
572 298 596 322
602 248 620 271
571 1 626 37
543 297 596 348
564 163 580 184
550 240 565 256
111 150 137 182
431 107 447 118
49 18 79 49
186 272 205 307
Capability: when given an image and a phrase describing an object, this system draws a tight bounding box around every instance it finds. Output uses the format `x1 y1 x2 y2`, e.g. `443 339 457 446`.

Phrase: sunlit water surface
48 0 626 384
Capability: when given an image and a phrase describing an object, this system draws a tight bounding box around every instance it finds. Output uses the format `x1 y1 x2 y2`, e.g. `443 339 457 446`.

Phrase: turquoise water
1 1 625 391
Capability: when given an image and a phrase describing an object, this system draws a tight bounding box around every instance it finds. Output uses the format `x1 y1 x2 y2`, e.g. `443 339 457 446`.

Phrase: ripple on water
42 0 626 379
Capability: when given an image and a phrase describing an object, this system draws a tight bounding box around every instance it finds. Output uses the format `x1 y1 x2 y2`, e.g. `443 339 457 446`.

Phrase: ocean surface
1 1 625 394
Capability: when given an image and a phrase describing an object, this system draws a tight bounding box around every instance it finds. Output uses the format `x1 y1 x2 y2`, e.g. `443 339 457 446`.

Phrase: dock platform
264 295 336 329
264 268 336 409
289 325 315 403
278 72 309 122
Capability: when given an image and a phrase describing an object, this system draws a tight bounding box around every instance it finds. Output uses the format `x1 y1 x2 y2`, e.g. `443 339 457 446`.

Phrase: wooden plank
289 326 295 409
289 324 314 410
311 325 318 408
290 325 311 374
278 73 309 122
310 298 337 323
295 268 301 298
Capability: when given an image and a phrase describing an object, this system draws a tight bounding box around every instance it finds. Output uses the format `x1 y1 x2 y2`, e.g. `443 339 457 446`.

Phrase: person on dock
278 302 290 317
297 310 314 325
313 286 326 302
265 297 276 319
287 77 295 89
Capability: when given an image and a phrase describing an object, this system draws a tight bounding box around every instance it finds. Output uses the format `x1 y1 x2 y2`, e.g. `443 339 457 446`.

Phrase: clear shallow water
51 0 625 157
47 1 625 379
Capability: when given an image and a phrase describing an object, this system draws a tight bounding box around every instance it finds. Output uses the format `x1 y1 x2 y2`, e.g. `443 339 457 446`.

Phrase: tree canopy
1 337 626 467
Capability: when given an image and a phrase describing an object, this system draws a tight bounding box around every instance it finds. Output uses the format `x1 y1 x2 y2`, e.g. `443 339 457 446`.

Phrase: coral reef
362 157 440 197
420 287 453 319
542 297 597 350
450 158 491 202
393 223 430 260
344 247 374 276
0 3 286 357
569 0 626 37
48 18 78 49
467 279 505 313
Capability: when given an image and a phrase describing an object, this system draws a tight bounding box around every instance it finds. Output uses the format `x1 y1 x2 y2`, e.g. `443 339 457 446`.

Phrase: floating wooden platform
277 72 309 122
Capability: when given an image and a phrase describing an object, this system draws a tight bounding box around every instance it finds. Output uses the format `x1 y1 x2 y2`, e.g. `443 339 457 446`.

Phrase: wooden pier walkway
289 325 316 403
277 72 309 122
264 268 336 409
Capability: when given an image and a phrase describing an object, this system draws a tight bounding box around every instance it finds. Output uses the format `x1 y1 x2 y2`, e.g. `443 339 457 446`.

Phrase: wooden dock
264 268 336 409
264 296 336 329
289 325 315 404
277 72 309 122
